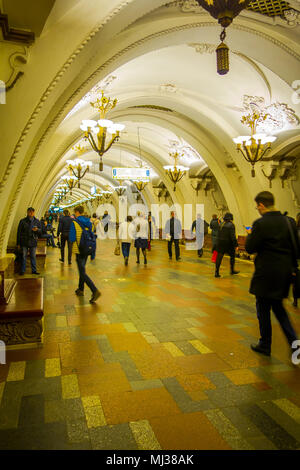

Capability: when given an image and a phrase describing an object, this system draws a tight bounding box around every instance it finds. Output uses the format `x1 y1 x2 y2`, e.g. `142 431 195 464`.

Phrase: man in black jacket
215 213 239 277
57 209 73 264
245 191 299 357
17 207 42 275
165 212 182 261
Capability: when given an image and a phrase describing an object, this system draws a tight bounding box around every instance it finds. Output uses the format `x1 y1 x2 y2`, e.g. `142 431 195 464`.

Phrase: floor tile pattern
0 239 300 449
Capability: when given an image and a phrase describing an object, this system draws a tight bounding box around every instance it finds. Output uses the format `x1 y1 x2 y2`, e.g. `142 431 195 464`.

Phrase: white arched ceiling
1 0 299 252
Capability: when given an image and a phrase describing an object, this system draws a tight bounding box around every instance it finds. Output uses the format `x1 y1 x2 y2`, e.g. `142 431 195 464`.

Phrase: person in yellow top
69 206 101 303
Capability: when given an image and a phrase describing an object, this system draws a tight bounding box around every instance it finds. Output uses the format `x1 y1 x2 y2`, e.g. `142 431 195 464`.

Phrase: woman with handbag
118 216 135 265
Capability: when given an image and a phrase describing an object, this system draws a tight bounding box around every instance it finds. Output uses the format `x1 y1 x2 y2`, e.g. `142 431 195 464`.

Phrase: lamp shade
80 120 97 131
195 0 251 27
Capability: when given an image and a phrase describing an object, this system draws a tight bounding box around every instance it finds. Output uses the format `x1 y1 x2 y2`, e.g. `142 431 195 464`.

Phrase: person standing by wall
119 216 135 265
245 191 299 357
210 214 220 252
165 211 182 261
57 209 73 265
191 214 205 257
215 212 239 278
69 206 101 303
133 211 149 265
17 207 42 275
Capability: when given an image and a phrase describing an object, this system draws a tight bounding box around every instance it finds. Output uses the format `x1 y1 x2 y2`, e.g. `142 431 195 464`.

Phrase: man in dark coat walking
57 209 73 264
245 191 299 357
17 207 42 275
165 211 182 261
215 213 239 277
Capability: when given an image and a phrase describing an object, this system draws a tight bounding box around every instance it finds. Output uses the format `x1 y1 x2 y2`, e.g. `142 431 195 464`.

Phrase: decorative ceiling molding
188 43 215 54
283 8 300 26
242 95 300 133
0 10 35 44
159 83 178 93
64 74 117 120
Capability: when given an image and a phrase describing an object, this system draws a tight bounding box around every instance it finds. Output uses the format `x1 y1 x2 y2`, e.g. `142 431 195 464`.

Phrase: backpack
75 219 96 256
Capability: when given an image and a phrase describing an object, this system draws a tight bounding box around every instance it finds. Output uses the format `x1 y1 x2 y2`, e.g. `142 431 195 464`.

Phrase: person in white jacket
118 216 135 265
133 211 149 265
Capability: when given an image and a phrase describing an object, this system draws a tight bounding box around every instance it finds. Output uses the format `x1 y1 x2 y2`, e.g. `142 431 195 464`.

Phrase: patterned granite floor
0 240 300 450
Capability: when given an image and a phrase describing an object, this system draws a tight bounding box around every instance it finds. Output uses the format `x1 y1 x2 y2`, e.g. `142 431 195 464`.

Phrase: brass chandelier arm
101 134 119 156
86 132 99 154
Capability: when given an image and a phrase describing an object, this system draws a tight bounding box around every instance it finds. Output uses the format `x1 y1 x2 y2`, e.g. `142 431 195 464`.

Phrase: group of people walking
16 191 300 360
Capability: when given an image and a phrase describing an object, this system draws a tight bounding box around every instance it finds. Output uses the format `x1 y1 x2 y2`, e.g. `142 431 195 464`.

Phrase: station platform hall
0 0 300 452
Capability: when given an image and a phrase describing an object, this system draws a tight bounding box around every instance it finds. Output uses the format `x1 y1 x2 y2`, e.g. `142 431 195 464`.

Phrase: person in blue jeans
118 216 135 266
17 207 42 275
69 205 101 303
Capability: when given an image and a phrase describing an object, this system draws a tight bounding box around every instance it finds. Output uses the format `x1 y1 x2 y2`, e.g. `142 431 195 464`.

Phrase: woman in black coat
215 213 239 278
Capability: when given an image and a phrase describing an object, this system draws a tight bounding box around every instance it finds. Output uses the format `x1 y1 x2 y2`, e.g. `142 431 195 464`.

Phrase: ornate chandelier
61 175 78 195
114 183 127 197
102 187 114 203
195 0 251 75
80 91 125 171
163 151 189 191
66 146 92 189
233 111 277 177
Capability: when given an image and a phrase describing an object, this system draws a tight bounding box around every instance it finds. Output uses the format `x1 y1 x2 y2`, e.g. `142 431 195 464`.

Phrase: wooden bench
236 235 251 260
26 245 47 271
0 256 44 346
0 278 44 346
37 237 47 248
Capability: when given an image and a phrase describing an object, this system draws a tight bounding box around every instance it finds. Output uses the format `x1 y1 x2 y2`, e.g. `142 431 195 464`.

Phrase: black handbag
286 217 300 297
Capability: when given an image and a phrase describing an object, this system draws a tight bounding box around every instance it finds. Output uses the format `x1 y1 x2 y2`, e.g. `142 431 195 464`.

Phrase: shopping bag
211 250 218 263
114 242 120 256
147 240 151 251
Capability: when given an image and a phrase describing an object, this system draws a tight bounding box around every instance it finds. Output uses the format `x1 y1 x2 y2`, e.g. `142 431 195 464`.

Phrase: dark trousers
122 243 131 258
21 246 37 274
256 297 298 350
44 233 55 247
198 248 203 257
76 254 97 293
168 238 180 259
90 239 97 261
61 234 72 263
215 251 235 272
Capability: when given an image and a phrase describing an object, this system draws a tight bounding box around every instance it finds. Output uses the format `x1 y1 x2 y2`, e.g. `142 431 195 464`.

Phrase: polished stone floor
0 239 300 450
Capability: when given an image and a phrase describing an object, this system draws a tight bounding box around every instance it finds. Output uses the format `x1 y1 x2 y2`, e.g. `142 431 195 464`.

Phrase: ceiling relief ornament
180 0 204 13
159 83 178 93
168 138 203 163
242 95 299 134
188 43 216 54
64 75 117 120
283 9 300 26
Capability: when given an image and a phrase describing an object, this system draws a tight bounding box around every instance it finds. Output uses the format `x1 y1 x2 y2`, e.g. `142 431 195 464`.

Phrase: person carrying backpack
69 205 101 303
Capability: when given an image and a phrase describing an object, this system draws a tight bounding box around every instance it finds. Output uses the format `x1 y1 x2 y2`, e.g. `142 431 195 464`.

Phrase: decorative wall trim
0 11 35 44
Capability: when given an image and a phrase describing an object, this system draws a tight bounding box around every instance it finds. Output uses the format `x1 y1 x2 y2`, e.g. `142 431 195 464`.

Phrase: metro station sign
112 168 150 181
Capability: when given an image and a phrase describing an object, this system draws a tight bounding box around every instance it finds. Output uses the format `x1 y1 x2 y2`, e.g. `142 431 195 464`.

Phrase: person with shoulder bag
69 206 100 303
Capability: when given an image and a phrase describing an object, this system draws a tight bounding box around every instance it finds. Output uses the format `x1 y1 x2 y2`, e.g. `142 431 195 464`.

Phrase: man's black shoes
75 289 84 296
90 290 101 304
251 343 271 356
